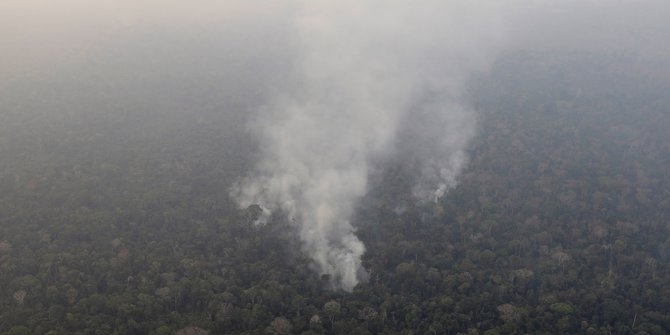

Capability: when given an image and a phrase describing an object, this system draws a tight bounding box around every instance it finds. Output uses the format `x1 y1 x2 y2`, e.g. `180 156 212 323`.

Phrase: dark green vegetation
1 51 670 334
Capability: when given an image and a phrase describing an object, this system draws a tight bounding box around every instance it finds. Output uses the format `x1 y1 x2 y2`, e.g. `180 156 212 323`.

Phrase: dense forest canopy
2 1 670 334
2 48 670 335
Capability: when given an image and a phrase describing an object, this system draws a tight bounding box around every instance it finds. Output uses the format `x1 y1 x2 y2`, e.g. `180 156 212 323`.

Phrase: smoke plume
233 1 505 291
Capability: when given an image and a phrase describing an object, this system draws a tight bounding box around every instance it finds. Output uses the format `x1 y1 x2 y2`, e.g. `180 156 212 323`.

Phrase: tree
323 301 341 330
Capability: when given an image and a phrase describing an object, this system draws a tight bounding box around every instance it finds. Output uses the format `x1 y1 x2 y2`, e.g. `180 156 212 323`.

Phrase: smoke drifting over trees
3 0 668 292
232 2 504 291
3 5 670 334
225 0 670 290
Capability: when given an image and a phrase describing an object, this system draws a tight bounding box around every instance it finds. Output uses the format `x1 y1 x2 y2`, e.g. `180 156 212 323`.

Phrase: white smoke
233 1 505 291
395 93 479 203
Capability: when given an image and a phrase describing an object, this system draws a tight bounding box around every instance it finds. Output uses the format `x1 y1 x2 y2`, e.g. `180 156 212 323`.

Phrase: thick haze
2 0 669 291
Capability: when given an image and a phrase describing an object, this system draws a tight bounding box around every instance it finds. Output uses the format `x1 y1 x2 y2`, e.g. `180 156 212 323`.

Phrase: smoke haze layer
3 0 668 292
7 0 665 292
233 1 505 291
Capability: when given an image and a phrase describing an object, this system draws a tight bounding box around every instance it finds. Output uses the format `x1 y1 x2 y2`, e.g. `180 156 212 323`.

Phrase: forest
1 46 669 335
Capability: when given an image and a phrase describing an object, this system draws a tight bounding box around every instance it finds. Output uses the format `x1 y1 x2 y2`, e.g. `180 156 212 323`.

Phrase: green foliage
550 303 574 315
3 326 31 335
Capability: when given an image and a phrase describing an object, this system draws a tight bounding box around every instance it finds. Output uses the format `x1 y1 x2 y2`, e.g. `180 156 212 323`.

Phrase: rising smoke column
397 93 479 203
233 1 504 291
